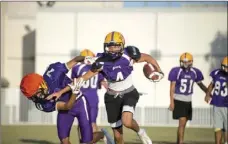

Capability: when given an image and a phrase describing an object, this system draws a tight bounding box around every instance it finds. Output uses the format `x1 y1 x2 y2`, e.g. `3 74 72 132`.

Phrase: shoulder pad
125 46 141 61
210 69 220 77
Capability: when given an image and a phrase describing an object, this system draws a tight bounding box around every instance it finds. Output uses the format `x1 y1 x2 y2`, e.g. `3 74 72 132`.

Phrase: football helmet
104 31 125 59
180 52 193 69
80 49 96 64
80 49 95 57
221 56 228 73
20 73 48 102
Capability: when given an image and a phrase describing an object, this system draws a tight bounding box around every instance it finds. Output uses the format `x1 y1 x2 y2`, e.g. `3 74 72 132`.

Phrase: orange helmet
180 52 193 69
221 56 228 73
80 49 95 57
20 73 46 98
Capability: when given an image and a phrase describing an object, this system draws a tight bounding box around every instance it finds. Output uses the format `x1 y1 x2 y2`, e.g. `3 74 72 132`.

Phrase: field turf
1 125 215 144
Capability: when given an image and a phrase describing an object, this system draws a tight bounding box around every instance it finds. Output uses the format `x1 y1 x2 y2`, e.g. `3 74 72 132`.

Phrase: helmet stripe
86 49 88 56
111 31 115 42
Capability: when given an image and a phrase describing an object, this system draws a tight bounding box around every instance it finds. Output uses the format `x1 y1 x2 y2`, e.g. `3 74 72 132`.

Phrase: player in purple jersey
50 31 164 144
20 56 108 144
205 56 228 144
72 49 113 144
168 52 207 144
72 49 105 127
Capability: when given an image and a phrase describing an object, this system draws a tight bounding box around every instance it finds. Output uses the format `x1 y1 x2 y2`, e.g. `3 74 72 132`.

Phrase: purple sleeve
209 69 220 83
168 68 178 81
194 68 204 82
51 62 72 85
52 62 69 74
210 69 220 78
43 62 69 81
71 65 79 79
98 73 105 82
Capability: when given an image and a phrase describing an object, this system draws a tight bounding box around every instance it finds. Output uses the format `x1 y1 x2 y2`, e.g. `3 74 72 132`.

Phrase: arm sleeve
195 68 204 83
168 68 178 82
71 66 78 79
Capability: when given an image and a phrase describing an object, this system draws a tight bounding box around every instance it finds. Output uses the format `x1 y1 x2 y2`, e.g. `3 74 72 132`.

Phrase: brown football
143 63 159 81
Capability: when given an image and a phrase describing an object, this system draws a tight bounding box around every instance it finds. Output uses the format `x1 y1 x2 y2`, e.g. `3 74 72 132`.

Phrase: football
143 63 159 81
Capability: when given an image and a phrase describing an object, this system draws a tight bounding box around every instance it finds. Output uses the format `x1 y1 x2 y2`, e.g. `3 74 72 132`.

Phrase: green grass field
1 125 216 144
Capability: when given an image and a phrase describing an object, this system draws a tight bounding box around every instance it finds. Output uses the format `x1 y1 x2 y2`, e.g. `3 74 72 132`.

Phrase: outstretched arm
197 82 207 93
78 59 104 81
125 46 163 73
137 53 162 73
65 56 85 70
66 55 97 69
46 65 100 100
46 85 72 100
79 70 99 81
56 93 78 110
55 81 83 110
125 46 164 82
64 70 99 93
205 82 214 103
45 56 89 100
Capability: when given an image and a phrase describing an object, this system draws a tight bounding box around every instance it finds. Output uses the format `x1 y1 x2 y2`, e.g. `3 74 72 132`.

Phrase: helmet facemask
221 56 228 74
221 64 228 73
28 88 49 102
104 42 124 59
180 59 193 69
103 31 125 60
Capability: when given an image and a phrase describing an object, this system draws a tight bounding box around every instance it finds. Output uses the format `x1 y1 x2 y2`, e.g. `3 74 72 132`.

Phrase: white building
1 2 227 126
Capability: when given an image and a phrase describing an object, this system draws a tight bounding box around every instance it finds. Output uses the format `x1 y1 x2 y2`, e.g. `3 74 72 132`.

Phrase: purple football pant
86 95 98 123
57 96 93 143
90 106 98 123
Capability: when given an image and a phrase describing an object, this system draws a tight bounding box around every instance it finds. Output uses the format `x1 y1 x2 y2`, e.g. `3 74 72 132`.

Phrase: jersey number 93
214 81 227 97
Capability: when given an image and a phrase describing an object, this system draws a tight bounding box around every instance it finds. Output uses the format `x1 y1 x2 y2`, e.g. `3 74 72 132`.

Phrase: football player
49 31 164 144
168 52 207 144
205 56 228 144
71 49 113 144
20 56 110 144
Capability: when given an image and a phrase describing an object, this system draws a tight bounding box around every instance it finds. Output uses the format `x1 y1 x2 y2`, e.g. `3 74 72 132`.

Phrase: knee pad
110 120 122 128
112 125 123 130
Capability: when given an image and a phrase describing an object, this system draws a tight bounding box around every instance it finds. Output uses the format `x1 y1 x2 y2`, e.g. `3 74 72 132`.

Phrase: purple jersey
168 67 204 95
210 69 228 107
95 49 134 82
71 63 104 107
35 62 72 112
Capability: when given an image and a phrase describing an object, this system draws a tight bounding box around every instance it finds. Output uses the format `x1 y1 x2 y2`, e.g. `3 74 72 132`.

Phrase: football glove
151 71 164 82
84 56 97 65
68 78 84 95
